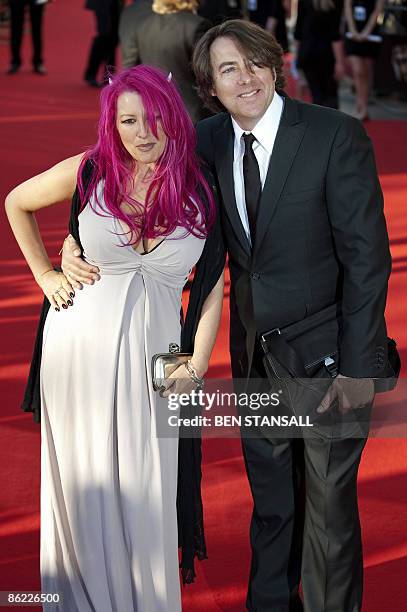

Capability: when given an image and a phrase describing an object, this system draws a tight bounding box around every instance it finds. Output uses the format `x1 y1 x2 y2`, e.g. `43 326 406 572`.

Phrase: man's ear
273 68 277 81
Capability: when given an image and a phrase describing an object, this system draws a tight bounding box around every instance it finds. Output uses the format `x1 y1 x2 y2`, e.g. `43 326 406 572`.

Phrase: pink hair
77 65 215 243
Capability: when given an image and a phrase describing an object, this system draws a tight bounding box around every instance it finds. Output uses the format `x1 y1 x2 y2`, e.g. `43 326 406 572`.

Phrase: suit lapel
214 118 251 256
253 97 307 258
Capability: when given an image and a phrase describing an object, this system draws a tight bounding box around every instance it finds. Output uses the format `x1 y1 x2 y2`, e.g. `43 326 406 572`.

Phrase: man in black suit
191 19 391 612
60 20 391 612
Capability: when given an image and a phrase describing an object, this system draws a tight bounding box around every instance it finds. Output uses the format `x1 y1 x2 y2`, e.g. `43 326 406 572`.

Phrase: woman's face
116 91 167 166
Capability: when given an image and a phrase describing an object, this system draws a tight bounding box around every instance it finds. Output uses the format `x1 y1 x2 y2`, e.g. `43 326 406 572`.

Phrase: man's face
209 36 276 131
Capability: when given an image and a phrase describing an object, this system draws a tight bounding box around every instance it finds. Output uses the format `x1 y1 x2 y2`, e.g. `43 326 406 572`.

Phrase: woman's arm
360 0 384 38
5 154 83 310
162 271 225 395
190 271 225 377
344 0 359 38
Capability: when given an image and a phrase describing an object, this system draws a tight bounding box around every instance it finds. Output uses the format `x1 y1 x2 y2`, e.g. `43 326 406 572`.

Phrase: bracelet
185 360 204 390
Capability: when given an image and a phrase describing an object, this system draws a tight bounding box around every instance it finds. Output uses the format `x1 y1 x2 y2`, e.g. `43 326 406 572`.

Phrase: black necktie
242 133 261 245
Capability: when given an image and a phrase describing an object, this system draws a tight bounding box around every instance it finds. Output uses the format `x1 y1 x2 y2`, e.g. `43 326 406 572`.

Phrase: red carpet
1 2 407 610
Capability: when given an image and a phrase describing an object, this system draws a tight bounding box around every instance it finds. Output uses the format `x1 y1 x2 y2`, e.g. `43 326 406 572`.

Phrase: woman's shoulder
50 153 86 182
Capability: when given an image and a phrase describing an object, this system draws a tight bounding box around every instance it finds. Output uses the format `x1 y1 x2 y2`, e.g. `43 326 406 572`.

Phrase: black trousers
241 346 369 612
9 0 44 67
303 62 339 110
84 2 121 81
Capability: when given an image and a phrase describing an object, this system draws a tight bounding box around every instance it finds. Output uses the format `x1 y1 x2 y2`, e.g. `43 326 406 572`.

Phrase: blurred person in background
248 0 289 52
198 0 242 24
344 0 385 119
119 0 152 65
84 0 123 88
7 0 50 75
294 0 345 108
119 0 211 123
1 0 10 37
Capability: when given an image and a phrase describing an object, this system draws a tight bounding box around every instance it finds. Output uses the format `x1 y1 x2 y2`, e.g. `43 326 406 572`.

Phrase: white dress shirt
232 92 284 244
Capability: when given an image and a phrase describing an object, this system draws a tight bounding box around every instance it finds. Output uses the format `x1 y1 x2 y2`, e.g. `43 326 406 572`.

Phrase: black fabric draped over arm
178 164 226 582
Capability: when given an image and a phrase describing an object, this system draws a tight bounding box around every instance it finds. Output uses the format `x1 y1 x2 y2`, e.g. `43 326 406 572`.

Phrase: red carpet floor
1 2 407 610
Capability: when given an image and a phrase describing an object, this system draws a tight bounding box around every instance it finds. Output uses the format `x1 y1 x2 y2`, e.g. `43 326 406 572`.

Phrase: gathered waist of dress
83 256 190 290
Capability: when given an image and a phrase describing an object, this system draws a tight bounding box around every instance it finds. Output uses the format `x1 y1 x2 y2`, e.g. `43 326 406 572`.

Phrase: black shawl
21 159 226 583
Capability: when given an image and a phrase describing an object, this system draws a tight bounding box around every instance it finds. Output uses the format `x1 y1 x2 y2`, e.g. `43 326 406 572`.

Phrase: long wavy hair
77 65 215 244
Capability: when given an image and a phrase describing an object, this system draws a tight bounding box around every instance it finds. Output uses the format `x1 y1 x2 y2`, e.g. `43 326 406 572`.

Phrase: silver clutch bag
151 343 192 391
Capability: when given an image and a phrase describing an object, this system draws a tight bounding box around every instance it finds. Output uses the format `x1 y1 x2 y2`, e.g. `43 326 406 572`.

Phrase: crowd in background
2 0 407 121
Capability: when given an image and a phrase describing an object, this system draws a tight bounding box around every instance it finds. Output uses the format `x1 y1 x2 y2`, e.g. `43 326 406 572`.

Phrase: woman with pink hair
5 65 225 611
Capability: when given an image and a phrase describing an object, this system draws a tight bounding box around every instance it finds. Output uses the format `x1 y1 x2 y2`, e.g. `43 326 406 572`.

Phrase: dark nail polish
62 304 67 309
55 307 60 312
69 292 74 298
67 300 73 306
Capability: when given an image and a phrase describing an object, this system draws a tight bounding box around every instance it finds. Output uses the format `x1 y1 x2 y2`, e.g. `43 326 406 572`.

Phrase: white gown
40 187 205 611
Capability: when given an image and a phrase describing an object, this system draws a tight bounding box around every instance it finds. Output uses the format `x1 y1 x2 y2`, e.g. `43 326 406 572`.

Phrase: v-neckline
114 217 167 256
138 238 166 256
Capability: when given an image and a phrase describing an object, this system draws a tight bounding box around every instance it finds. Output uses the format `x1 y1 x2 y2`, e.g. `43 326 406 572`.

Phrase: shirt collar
232 92 284 158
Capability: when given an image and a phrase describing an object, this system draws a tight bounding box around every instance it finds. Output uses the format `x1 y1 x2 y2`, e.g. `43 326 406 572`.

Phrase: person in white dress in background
5 65 225 611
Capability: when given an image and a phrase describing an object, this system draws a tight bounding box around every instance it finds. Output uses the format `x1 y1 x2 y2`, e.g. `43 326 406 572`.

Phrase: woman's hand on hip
38 270 75 312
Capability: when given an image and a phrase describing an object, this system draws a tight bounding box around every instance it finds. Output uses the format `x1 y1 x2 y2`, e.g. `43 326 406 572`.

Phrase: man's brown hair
192 20 286 114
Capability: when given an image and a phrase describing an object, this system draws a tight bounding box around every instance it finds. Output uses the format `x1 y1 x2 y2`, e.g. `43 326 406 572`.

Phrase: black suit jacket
119 9 210 123
196 95 391 379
